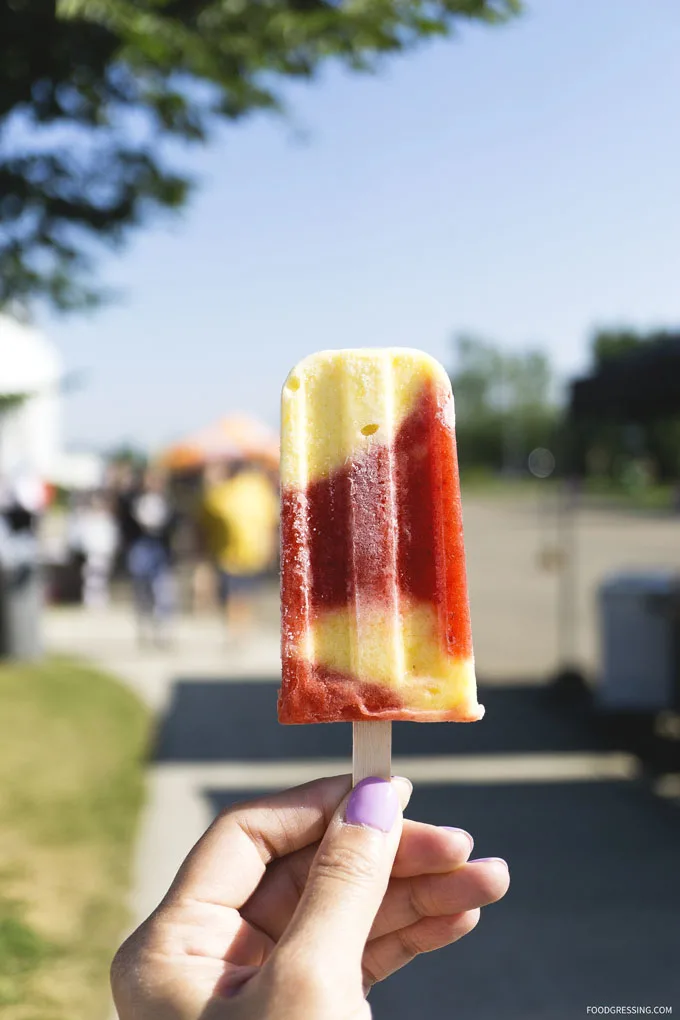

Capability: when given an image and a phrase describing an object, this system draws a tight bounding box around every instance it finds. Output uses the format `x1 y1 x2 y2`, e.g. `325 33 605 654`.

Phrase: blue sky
45 0 680 451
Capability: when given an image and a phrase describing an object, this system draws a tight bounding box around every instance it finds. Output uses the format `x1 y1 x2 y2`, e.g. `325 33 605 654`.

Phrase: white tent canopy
49 450 105 490
0 315 61 396
0 316 62 479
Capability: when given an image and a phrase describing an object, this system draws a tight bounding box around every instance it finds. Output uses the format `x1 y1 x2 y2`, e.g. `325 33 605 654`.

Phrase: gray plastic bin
598 571 680 711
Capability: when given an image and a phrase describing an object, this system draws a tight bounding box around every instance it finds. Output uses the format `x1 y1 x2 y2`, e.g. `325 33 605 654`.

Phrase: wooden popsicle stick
352 721 392 785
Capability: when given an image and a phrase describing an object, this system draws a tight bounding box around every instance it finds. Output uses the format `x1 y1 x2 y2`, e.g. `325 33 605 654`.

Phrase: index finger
163 775 351 911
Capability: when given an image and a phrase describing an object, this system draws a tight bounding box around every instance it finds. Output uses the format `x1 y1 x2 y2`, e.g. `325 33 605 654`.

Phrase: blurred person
199 460 278 638
112 460 142 569
112 775 509 1019
68 492 118 608
125 467 179 647
0 471 46 549
0 474 42 559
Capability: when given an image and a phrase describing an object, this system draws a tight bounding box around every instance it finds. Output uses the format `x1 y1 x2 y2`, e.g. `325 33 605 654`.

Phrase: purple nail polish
440 826 474 850
345 777 399 833
469 857 508 867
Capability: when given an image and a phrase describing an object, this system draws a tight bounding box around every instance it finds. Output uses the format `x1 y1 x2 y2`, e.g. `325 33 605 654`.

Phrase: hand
112 775 509 1019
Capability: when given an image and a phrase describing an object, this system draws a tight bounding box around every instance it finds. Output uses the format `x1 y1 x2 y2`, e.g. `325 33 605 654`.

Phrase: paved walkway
46 600 680 1019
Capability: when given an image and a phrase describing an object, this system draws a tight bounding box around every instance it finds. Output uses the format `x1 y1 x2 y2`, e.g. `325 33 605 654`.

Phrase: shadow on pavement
205 781 680 1020
154 677 680 1017
153 679 611 762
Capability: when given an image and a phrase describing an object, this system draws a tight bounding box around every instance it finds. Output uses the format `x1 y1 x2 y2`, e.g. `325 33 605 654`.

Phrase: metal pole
557 478 579 676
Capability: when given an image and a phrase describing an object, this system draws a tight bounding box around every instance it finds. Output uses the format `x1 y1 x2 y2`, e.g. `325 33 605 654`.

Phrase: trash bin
598 571 680 711
0 511 42 660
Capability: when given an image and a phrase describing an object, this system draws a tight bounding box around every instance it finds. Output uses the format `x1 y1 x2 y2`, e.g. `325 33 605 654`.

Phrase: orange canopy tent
160 414 279 473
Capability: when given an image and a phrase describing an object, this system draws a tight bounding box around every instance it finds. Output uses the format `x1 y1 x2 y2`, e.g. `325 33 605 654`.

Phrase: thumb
276 777 412 974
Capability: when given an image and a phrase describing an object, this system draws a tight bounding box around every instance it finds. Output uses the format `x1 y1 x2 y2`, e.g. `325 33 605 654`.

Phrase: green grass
0 657 150 1020
460 470 675 512
460 470 551 498
580 477 674 512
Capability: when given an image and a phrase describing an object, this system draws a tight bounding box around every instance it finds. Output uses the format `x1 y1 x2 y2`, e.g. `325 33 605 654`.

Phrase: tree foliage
591 328 645 366
591 327 678 368
453 333 552 417
0 0 520 311
583 328 680 483
451 334 557 474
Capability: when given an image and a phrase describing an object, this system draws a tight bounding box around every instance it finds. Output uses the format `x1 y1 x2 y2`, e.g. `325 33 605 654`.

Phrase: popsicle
278 348 482 728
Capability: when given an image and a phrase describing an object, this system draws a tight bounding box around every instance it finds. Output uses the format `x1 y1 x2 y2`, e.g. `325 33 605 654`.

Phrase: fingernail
391 775 413 810
345 777 400 833
469 857 508 867
440 826 474 851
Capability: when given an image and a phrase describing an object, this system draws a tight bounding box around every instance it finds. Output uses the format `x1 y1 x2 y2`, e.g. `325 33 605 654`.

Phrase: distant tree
582 327 680 484
0 0 520 312
591 329 644 367
591 328 644 365
451 334 557 473
450 335 504 420
452 334 552 417
0 394 28 413
590 327 677 368
505 349 552 412
106 442 147 470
